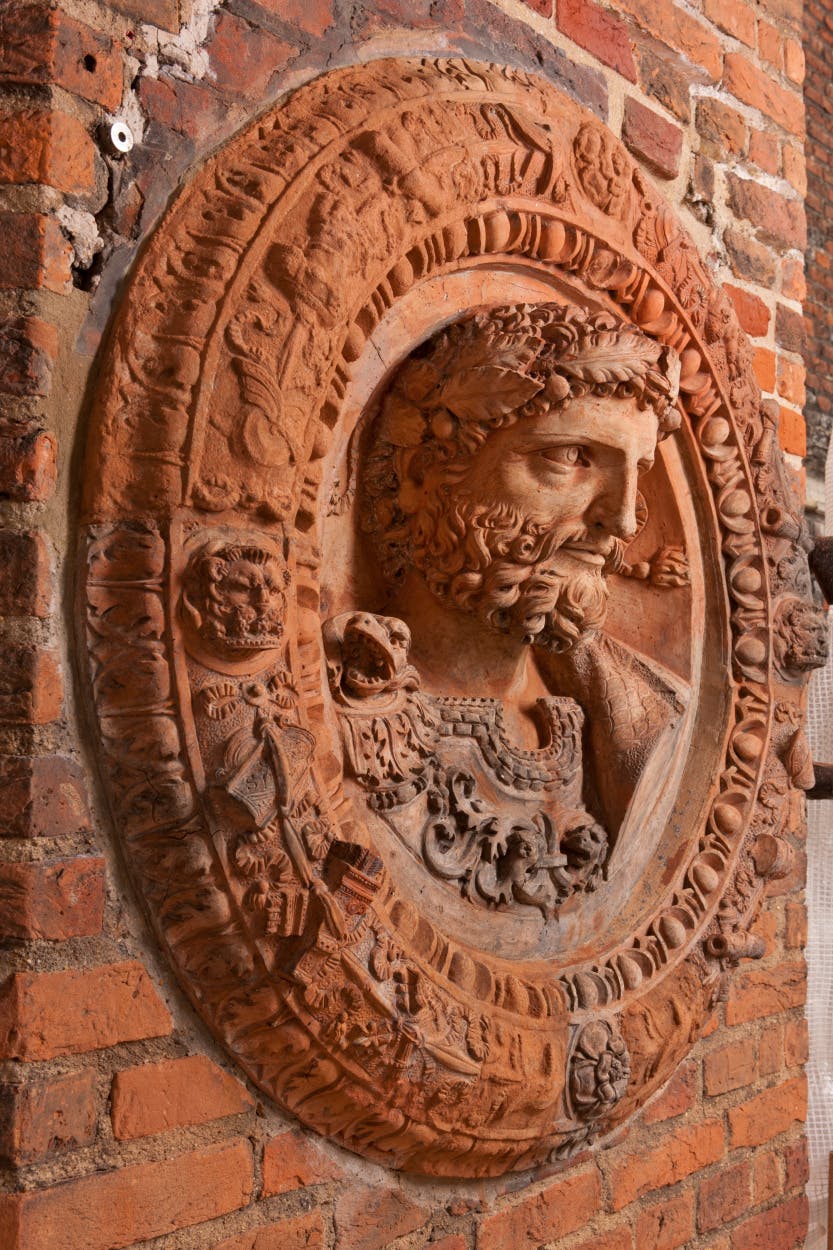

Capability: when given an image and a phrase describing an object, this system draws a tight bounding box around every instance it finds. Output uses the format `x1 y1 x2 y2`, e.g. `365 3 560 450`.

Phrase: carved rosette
80 57 818 1177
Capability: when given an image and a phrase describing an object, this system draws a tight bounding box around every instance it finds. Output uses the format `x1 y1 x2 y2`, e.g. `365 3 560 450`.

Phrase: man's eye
538 445 586 467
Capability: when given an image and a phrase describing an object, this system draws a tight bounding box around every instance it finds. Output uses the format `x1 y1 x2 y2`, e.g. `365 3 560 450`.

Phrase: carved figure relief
79 57 820 1177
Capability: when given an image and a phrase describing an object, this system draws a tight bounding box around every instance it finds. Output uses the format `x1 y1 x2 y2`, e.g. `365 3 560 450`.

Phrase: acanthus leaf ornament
80 57 815 1178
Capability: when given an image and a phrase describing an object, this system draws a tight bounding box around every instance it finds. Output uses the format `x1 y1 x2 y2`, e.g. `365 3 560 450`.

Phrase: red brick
704 1036 757 1095
727 175 806 251
636 1190 694 1249
478 1169 601 1249
697 97 746 155
0 1070 97 1165
757 19 783 70
557 0 637 80
724 284 770 336
730 1193 808 1250
643 1061 696 1124
634 38 702 123
0 318 58 398
622 96 682 178
0 646 62 724
758 1019 785 1075
784 38 804 85
726 961 806 1025
704 0 755 46
0 756 90 839
0 6 123 110
0 961 172 1060
778 358 806 407
784 1136 809 1190
699 1159 752 1232
0 214 71 292
0 531 52 616
0 856 105 940
262 1129 344 1196
207 12 295 99
573 1229 633 1250
609 1120 724 1210
724 52 804 135
335 1185 429 1250
753 347 777 392
210 1212 326 1250
753 1148 782 1203
109 0 180 31
782 144 806 195
613 0 723 78
137 74 234 143
781 255 806 302
725 229 777 285
429 1238 468 1250
111 1055 253 1140
0 1139 253 1250
0 112 95 196
784 1017 809 1067
0 430 57 502
748 130 780 177
244 0 334 37
778 406 806 456
522 0 554 14
728 1076 806 1147
775 302 806 353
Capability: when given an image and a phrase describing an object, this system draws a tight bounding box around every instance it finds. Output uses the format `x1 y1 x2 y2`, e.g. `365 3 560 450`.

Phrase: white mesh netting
805 433 833 1250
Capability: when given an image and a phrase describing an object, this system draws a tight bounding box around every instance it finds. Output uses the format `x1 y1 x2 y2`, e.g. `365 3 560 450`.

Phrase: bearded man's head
362 303 681 652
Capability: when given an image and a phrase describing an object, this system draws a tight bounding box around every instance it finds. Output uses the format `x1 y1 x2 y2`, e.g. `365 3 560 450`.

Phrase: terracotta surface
78 57 823 1177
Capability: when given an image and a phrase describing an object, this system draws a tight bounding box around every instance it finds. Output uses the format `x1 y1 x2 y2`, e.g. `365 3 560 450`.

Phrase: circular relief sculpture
80 57 824 1176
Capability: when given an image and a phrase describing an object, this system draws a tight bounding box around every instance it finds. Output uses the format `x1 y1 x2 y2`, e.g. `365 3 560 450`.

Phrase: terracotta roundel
80 57 824 1176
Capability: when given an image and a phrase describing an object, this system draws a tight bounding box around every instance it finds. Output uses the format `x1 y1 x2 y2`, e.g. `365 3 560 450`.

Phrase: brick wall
802 0 831 478
0 1 810 1248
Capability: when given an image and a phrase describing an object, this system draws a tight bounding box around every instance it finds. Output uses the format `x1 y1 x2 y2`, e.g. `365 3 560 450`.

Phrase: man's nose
586 469 639 541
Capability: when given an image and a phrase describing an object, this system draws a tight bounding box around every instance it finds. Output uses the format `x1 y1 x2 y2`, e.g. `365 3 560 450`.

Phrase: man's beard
408 493 614 652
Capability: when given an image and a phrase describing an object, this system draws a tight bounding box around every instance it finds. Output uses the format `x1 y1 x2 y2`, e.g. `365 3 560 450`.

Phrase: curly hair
362 302 681 582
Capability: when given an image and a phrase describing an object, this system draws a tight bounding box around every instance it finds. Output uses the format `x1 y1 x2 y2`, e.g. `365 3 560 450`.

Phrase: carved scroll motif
79 57 817 1178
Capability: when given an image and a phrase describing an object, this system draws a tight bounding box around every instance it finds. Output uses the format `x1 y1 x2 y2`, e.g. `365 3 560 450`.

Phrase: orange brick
262 1129 344 1196
0 1070 97 1165
334 1185 429 1250
757 18 783 70
758 1019 785 1075
0 856 105 940
0 1139 253 1250
782 143 806 195
699 1159 752 1231
753 1148 782 1203
753 347 777 391
697 97 746 154
704 1036 757 1095
724 283 770 335
112 1055 253 1140
0 317 58 398
0 755 90 839
781 255 806 301
778 357 806 406
616 0 723 78
784 1137 809 1190
748 129 780 177
724 52 804 135
728 1076 806 1148
573 1229 633 1250
478 1169 602 1249
0 645 61 723
784 37 804 86
727 175 806 251
557 0 637 80
0 529 52 616
704 0 755 46
730 1193 808 1249
0 430 57 502
0 111 95 195
726 960 806 1025
0 5 123 110
427 1238 468 1250
643 1061 696 1124
210 1211 326 1250
0 214 71 292
636 1190 694 1249
0 961 171 1060
609 1120 724 1210
785 1017 809 1067
777 406 806 457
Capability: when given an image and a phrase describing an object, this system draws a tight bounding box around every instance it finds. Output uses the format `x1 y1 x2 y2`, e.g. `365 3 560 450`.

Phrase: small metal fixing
101 120 135 156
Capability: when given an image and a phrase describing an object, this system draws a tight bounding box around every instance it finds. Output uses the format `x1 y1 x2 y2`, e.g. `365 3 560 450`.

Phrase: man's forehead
517 397 660 451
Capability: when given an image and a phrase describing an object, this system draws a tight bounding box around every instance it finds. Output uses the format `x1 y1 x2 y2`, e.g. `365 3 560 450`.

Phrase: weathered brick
0 319 58 398
724 284 770 336
573 1229 633 1250
244 0 335 37
0 1139 253 1250
753 1148 782 1203
784 1016 809 1067
137 74 235 143
262 1129 344 1196
778 358 806 407
0 5 123 110
775 303 806 354
757 18 783 69
108 0 180 31
699 1159 752 1232
726 960 806 1025
728 1076 806 1147
0 646 62 724
334 1185 429 1250
0 213 72 292
697 97 747 155
0 430 57 502
784 1136 810 1190
783 143 806 195
0 1070 98 1165
748 129 780 177
557 0 637 80
642 1061 696 1124
705 1036 757 1095
784 37 804 85
704 0 755 46
207 12 295 99
636 1190 694 1250
210 1211 326 1250
0 755 90 839
0 856 105 940
111 1055 253 1140
724 52 804 135
478 1169 601 1249
778 404 806 455
0 961 172 1060
727 175 806 251
753 347 777 392
634 38 701 122
609 1120 724 1210
781 255 806 302
725 228 777 285
0 112 96 196
612 0 722 78
622 96 682 178
429 1237 468 1250
0 531 52 616
730 1193 808 1250
758 1019 785 1075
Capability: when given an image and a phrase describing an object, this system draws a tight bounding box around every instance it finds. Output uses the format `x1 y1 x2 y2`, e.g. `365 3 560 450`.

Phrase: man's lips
559 543 609 566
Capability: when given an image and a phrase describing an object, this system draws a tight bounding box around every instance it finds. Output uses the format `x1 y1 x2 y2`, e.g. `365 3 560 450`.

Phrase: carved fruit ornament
79 58 821 1177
